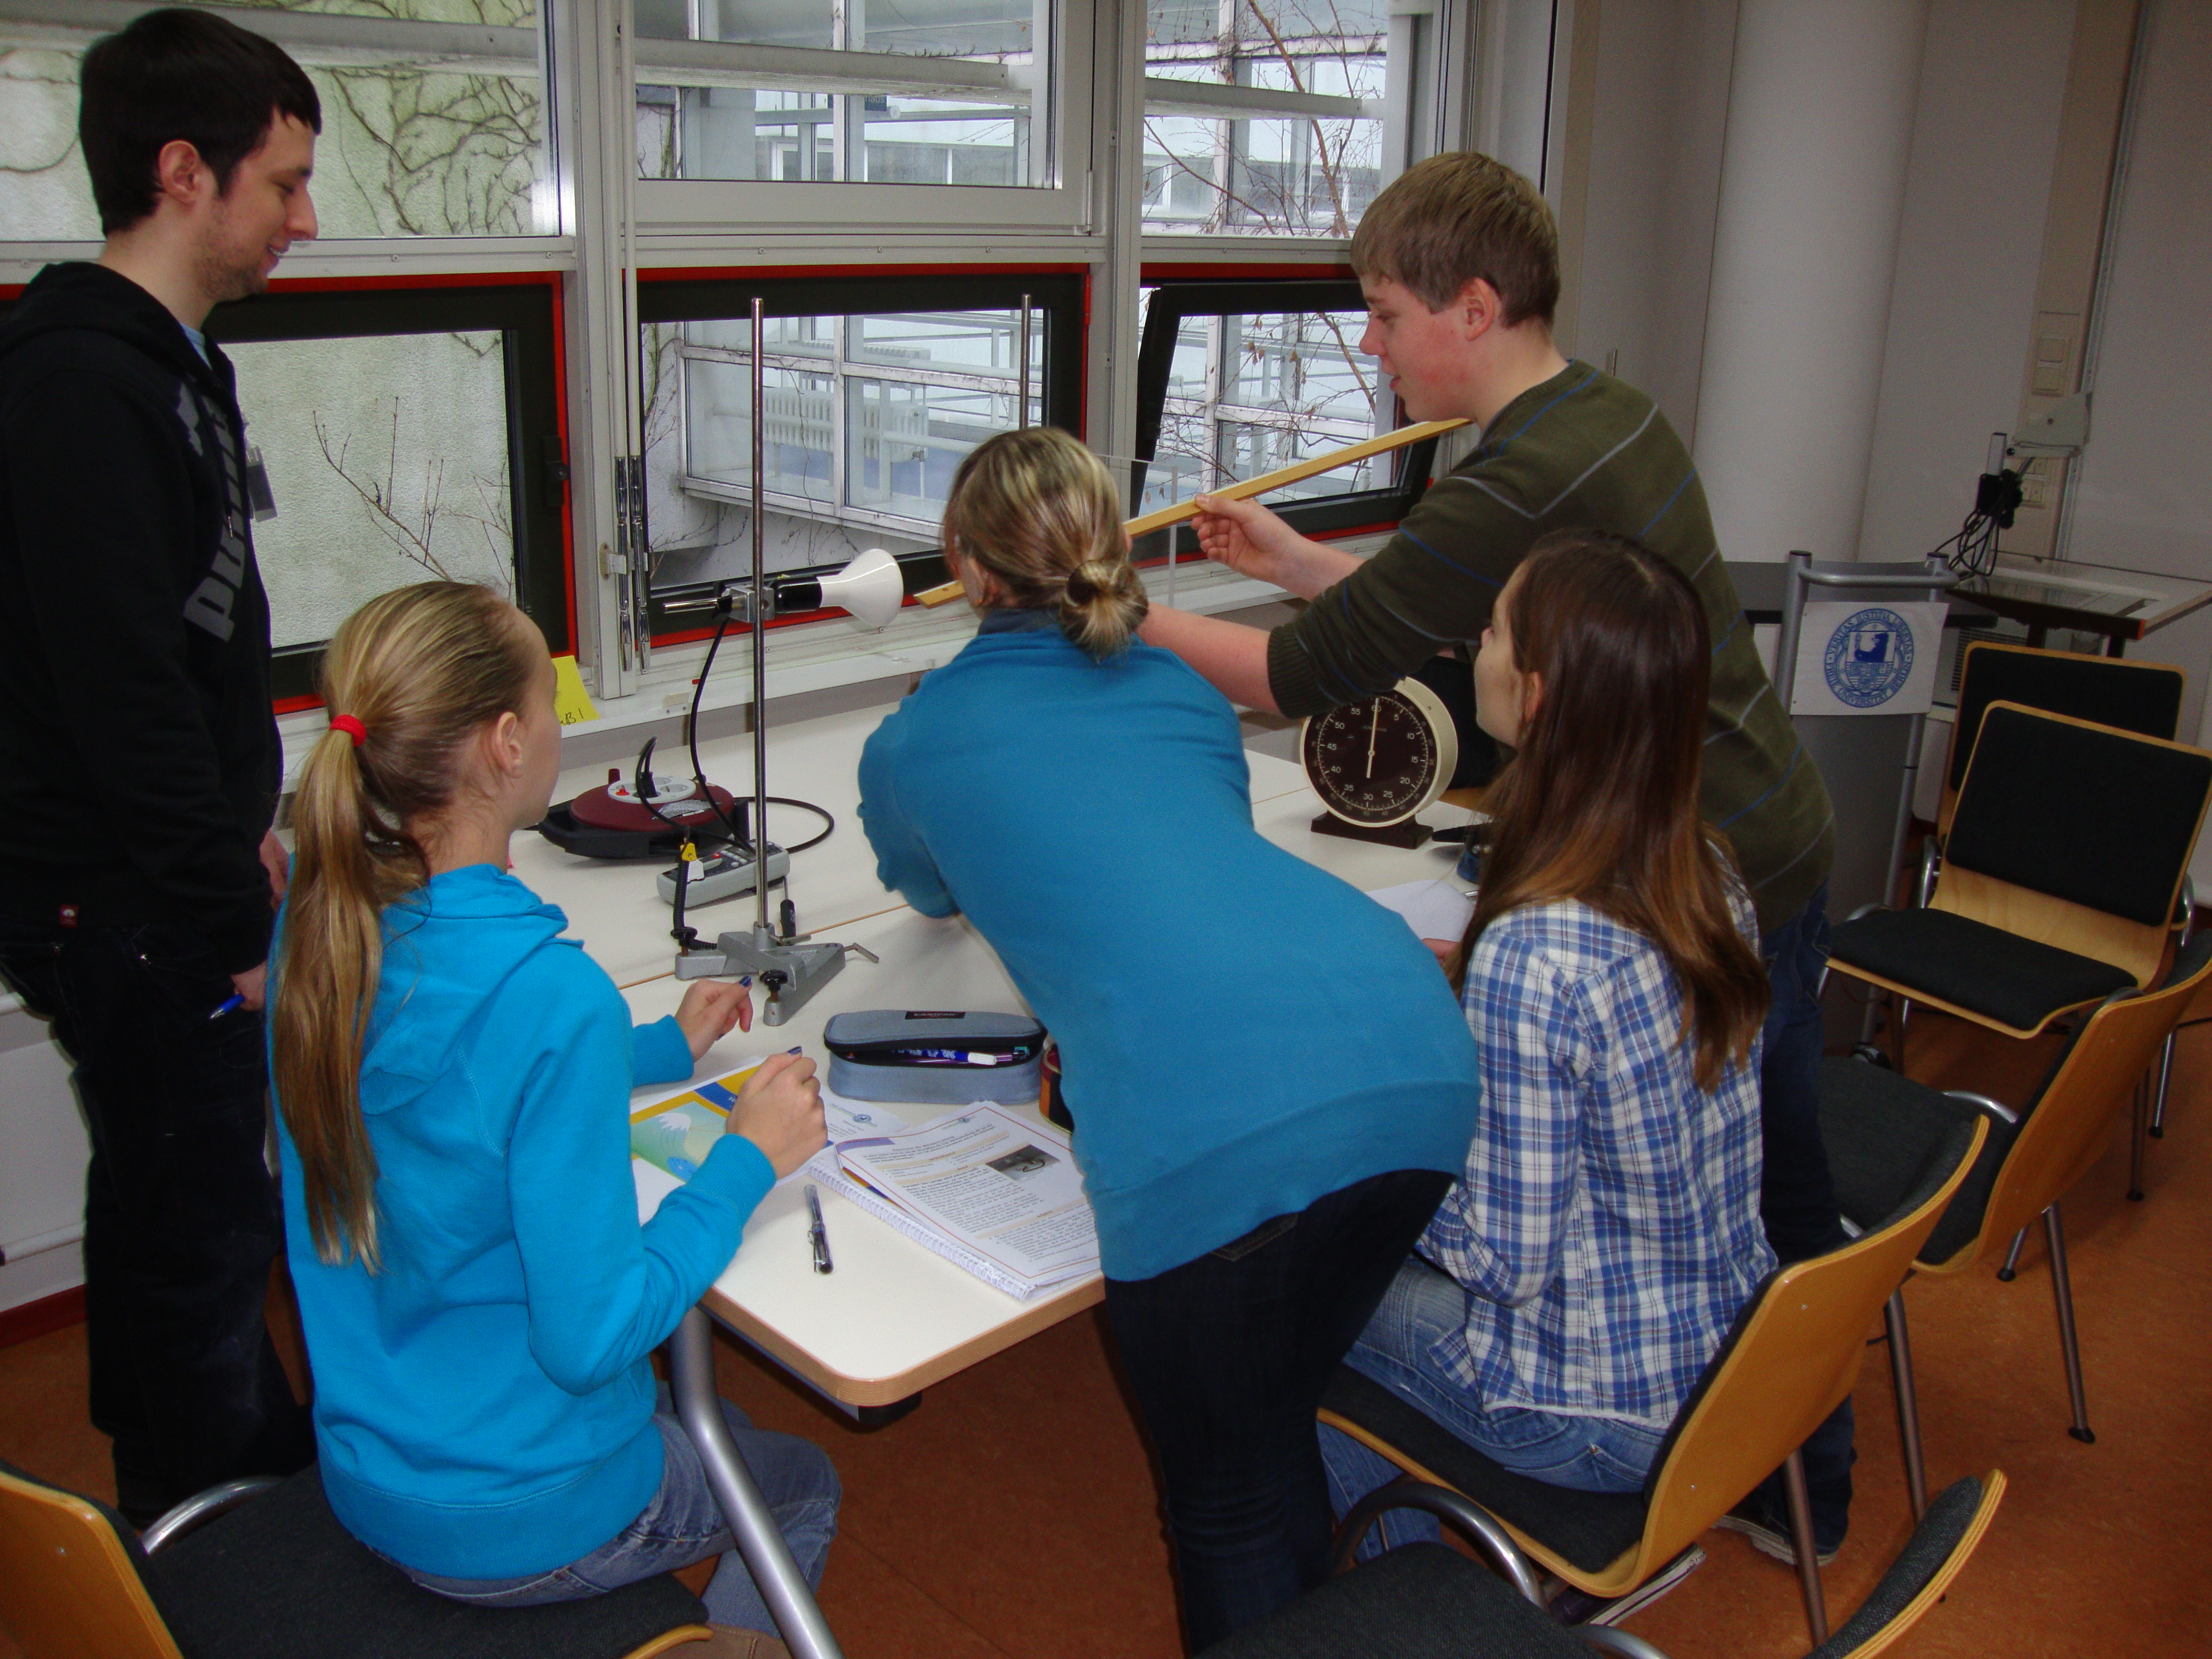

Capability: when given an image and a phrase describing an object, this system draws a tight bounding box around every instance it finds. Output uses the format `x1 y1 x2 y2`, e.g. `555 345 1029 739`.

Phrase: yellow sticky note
550 655 599 726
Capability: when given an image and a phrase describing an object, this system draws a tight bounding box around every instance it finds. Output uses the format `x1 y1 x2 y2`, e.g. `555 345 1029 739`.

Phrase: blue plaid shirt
1420 890 1777 1427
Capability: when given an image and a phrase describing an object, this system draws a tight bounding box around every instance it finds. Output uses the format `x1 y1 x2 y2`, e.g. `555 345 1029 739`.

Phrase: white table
530 688 1467 1412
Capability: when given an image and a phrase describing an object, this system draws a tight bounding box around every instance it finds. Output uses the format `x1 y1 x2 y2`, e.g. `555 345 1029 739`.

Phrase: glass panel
846 376 1011 520
642 302 1045 589
635 0 1046 188
1142 0 1389 237
1142 302 1383 515
682 359 838 505
230 329 514 650
0 0 554 241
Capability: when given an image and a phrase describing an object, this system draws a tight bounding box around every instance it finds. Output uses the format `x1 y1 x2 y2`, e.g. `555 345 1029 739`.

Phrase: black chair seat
1196 1541 1589 1658
1818 1057 2016 1269
1319 1368 1647 1574
146 1468 706 1659
1829 907 2132 1031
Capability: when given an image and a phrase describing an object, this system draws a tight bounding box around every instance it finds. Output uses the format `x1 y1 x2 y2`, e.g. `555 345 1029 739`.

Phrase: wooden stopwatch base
1310 812 1431 849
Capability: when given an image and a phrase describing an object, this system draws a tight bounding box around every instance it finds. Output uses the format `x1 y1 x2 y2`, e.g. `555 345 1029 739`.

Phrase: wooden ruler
912 416 1470 607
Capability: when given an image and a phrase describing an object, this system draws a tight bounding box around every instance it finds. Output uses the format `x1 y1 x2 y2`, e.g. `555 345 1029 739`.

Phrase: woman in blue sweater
858 427 1480 1650
269 583 837 1641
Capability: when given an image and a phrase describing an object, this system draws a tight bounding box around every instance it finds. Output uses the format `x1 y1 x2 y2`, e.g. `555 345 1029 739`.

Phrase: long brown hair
1453 531 1768 1090
273 583 542 1267
942 426 1149 660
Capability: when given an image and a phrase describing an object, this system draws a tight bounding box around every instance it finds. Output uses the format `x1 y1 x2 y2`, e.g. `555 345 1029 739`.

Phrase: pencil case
823 1010 1046 1105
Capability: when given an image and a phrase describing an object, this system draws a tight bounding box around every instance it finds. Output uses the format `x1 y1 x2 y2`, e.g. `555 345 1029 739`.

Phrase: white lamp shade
819 547 905 631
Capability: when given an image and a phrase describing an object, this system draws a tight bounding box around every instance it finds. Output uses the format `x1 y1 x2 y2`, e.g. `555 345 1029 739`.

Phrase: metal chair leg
1781 1449 1829 1645
2042 1206 2096 1445
670 1308 846 1659
1884 1290 1928 1521
2152 1029 2176 1138
1996 1228 2027 1281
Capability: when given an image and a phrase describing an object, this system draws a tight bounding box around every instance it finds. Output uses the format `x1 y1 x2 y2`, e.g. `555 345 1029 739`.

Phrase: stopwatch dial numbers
1303 695 1438 823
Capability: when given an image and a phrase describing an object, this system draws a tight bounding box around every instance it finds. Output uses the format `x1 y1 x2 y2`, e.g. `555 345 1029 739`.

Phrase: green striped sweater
1267 361 1834 933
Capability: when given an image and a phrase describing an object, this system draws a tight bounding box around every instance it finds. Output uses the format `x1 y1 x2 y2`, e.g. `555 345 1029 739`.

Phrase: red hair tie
329 714 368 748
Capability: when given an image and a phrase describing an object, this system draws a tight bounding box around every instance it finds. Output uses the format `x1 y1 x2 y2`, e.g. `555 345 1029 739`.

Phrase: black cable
683 582 837 856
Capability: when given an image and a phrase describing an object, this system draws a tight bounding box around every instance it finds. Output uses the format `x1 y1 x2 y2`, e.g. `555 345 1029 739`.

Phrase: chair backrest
1804 1470 2005 1659
1956 933 2212 1265
1933 703 2212 986
1940 643 2185 833
0 1460 181 1659
1629 1113 1989 1582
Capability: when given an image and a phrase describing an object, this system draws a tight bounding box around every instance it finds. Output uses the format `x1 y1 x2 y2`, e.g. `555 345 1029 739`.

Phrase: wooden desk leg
670 1307 847 1659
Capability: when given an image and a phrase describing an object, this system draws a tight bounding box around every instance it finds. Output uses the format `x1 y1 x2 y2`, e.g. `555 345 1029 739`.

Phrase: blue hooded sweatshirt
272 864 775 1579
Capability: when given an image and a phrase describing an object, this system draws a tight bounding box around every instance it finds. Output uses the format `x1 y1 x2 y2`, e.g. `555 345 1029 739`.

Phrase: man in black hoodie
0 9 321 1523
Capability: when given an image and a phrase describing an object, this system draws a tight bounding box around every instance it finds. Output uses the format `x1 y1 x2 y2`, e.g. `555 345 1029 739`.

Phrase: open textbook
632 1065 1099 1302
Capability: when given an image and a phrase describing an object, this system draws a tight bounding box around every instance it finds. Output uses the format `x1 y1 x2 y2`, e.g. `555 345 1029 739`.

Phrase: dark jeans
1102 1168 1452 1653
1756 881 1855 1548
0 916 313 1524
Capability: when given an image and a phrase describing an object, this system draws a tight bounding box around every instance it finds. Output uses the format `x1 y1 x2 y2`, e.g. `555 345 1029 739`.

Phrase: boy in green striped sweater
1141 149 1853 1562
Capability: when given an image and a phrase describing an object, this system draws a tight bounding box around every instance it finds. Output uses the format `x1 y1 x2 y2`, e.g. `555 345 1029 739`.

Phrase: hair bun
1063 567 1098 604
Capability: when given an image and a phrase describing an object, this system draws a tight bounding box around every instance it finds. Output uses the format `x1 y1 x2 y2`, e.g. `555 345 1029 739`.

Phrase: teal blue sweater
272 865 776 1579
858 621 1480 1281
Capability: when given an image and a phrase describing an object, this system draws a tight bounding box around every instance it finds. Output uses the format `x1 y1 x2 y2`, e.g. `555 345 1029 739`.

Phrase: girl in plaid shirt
1323 529 1777 1516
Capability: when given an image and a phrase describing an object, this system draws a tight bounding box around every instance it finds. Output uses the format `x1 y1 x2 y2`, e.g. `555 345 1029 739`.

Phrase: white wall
1856 0 2077 563
1568 0 1740 444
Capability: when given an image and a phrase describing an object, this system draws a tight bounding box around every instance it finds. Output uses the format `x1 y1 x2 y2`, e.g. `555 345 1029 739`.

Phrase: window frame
205 274 572 703
635 265 1086 641
1130 276 1437 562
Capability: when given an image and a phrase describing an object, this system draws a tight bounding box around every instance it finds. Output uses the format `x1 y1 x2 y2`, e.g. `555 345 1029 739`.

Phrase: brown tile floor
6 1000 2209 1656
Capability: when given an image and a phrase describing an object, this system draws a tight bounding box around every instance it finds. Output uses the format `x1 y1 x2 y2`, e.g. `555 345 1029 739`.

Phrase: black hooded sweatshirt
0 263 280 974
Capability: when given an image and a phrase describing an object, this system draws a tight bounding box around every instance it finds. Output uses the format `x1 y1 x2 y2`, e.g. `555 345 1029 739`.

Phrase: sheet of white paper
630 1073 915 1221
1366 877 1477 942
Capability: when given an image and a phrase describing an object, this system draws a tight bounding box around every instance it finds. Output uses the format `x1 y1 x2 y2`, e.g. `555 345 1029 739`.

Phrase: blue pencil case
822 1010 1046 1106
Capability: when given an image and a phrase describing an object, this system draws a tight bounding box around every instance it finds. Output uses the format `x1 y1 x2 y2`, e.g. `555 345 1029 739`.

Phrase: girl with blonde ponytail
858 426 1480 1647
269 582 838 1634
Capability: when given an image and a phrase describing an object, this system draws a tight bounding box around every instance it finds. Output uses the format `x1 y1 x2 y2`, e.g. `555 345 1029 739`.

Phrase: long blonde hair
942 426 1148 660
273 583 542 1267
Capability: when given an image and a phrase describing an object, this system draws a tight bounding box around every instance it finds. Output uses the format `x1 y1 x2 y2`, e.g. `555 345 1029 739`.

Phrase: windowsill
274 540 1379 787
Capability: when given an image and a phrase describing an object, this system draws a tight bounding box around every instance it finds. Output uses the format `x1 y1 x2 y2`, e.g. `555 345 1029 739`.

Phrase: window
634 0 1050 189
1130 280 1434 559
636 271 1080 633
207 280 568 700
1142 0 1391 237
0 0 557 241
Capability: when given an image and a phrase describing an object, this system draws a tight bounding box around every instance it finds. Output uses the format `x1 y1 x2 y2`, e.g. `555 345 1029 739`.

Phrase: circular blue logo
1823 607 1914 708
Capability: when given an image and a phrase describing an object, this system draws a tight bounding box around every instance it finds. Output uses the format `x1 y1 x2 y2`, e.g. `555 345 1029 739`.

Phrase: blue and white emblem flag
1788 602 1946 717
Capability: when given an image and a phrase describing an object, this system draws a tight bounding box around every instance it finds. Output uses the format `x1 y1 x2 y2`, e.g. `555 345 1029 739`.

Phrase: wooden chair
0 1457 732 1659
1192 1470 2003 1659
1831 703 2212 1055
1317 1111 1987 1646
1819 932 2212 1496
1928 641 2184 849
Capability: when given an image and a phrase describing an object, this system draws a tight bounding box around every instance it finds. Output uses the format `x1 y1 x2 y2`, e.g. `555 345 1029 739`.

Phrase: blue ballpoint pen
804 1183 833 1274
207 993 244 1021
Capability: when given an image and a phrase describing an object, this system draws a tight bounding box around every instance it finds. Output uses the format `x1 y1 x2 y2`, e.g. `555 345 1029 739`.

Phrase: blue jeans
394 1391 839 1635
1101 1168 1452 1653
0 916 313 1524
1319 1257 1666 1559
1756 881 1855 1550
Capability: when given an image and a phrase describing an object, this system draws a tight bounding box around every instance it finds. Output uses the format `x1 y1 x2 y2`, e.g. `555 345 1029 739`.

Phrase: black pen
804 1183 832 1274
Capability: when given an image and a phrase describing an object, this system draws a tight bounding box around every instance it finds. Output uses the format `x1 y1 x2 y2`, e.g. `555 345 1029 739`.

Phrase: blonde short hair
1350 151 1559 326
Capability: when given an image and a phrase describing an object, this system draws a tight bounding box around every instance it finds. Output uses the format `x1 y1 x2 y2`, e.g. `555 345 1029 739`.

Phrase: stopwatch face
1301 687 1447 826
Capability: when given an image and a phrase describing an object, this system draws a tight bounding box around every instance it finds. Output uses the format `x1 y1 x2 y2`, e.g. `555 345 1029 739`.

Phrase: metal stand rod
1016 294 1031 430
1781 1449 1829 1644
1884 1289 1928 1521
670 1308 844 1659
750 296 771 939
2043 1205 2096 1443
